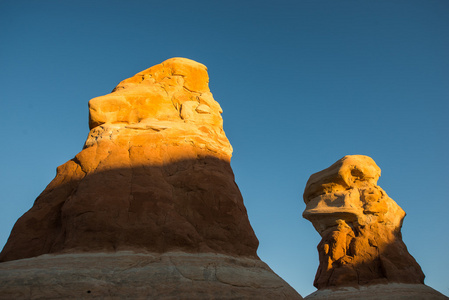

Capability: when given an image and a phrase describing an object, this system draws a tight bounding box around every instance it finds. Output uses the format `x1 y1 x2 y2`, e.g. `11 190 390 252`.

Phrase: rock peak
110 57 209 95
86 57 231 159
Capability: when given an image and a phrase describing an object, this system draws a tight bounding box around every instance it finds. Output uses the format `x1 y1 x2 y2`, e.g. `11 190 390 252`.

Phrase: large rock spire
0 58 302 299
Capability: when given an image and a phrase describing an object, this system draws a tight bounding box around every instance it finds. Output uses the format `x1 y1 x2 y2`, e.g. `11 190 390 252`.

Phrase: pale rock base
305 283 448 300
0 251 302 299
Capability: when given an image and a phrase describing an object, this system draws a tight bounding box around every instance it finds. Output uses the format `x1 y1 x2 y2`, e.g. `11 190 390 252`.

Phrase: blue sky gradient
1 1 448 297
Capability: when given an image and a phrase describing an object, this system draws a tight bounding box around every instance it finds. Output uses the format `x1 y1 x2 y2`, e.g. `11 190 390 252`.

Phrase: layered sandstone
302 155 447 299
305 284 448 300
0 58 253 261
0 58 302 299
0 252 299 299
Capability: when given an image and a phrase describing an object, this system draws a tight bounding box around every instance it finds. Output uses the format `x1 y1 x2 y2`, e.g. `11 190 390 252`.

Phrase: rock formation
0 58 302 299
303 155 447 299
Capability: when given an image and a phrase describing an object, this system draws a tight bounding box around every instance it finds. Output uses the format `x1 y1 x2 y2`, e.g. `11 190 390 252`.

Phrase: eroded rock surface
0 58 257 261
305 284 448 300
0 252 301 299
0 58 302 298
303 155 425 289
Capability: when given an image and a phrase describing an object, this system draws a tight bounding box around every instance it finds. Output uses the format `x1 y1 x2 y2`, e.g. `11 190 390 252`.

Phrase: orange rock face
0 58 303 299
0 58 257 262
303 155 424 289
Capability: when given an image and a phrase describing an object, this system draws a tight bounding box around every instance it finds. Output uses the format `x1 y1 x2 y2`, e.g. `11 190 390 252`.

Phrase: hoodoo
303 155 447 299
0 58 301 299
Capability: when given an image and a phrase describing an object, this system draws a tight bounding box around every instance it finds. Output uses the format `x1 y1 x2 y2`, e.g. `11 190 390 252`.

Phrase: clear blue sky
1 1 448 297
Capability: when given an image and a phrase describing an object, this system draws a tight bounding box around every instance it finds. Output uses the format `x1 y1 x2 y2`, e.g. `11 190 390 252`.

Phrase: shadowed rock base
0 252 302 299
304 284 448 300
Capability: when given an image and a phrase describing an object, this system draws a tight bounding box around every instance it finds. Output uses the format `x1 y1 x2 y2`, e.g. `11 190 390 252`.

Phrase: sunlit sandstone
0 57 243 260
303 155 447 299
0 58 302 299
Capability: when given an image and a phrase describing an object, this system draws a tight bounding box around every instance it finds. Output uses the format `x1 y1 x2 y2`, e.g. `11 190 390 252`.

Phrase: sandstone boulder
302 155 446 299
0 58 302 299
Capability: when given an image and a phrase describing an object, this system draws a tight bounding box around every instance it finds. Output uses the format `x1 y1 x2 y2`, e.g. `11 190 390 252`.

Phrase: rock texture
0 58 302 299
305 284 448 300
0 58 254 261
0 252 300 299
303 155 446 299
